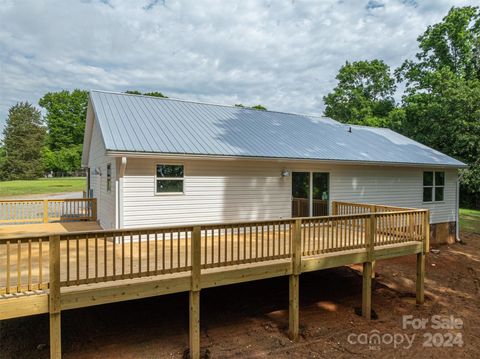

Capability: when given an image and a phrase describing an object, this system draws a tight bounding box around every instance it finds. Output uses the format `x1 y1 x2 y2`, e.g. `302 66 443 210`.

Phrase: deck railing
0 198 97 224
0 203 428 296
332 200 416 215
292 198 329 217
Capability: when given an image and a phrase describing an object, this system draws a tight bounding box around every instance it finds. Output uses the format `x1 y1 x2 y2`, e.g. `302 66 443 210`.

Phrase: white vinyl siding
327 166 456 224
123 159 290 227
122 158 457 228
88 118 116 229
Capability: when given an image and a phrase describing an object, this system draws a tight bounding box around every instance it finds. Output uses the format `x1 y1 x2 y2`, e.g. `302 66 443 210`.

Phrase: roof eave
105 150 468 169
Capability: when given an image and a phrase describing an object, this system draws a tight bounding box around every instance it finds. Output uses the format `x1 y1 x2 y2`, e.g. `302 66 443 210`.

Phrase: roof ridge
89 89 335 122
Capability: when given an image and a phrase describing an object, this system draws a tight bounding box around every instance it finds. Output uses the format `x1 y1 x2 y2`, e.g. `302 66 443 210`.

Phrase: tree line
0 90 266 181
0 90 167 180
323 6 480 208
0 6 478 207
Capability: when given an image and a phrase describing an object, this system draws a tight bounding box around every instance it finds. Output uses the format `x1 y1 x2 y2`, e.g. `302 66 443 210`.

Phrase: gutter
456 171 464 242
117 157 127 230
105 150 468 169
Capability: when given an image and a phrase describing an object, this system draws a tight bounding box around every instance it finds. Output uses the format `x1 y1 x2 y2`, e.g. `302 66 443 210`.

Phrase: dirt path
1 232 479 358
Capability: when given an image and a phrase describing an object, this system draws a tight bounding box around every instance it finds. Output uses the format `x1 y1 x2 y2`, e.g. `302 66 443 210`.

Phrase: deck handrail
0 198 97 225
0 206 429 295
332 200 419 215
0 208 427 242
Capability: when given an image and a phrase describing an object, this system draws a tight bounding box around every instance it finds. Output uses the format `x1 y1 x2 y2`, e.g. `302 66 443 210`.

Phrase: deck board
0 222 102 239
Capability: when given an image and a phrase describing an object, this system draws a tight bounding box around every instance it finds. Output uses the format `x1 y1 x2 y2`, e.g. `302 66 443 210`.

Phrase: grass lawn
459 208 480 233
0 177 86 197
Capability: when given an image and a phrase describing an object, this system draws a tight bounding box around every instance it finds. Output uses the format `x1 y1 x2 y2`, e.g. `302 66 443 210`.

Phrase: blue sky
0 0 471 135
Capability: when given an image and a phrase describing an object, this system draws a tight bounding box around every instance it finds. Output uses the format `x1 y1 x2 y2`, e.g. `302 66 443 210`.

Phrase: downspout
456 171 464 242
118 157 127 229
86 168 91 198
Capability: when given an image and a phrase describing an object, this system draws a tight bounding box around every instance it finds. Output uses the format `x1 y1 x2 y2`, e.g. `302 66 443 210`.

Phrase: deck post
289 274 299 340
424 210 430 253
289 219 302 340
370 206 376 278
416 210 429 305
92 198 98 222
416 252 425 304
332 201 338 215
43 200 49 223
362 262 372 319
49 235 61 359
189 226 201 359
362 213 375 319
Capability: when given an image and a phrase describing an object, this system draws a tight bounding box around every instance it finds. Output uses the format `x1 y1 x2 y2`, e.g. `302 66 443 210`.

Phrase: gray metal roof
89 90 466 168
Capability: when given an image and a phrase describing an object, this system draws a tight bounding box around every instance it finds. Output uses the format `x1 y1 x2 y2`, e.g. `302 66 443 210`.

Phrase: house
81 90 466 244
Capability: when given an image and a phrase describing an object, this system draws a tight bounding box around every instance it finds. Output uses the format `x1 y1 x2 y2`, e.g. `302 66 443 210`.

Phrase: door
312 172 329 216
292 172 329 217
292 172 310 217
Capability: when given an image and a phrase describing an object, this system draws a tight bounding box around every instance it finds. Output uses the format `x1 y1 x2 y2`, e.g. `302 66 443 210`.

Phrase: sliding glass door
292 172 310 217
292 172 329 217
312 172 329 216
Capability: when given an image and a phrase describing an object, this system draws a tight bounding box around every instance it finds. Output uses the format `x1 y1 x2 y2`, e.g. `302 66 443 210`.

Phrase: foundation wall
430 221 457 245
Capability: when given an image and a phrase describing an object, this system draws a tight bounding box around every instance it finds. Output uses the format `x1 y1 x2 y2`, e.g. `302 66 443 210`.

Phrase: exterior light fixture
281 168 290 177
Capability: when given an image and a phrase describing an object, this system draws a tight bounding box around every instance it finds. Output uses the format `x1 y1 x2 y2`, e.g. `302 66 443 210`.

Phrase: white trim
309 172 313 217
118 157 127 229
106 163 112 192
291 170 330 218
81 101 95 167
106 150 467 169
115 179 119 229
423 170 445 203
154 162 185 195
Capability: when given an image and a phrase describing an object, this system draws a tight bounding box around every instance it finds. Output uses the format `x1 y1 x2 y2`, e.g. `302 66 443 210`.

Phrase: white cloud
0 0 472 133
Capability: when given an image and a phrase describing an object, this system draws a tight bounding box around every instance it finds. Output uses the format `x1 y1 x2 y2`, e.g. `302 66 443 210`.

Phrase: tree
0 146 6 170
234 103 267 110
126 90 168 98
144 91 168 98
0 102 46 180
42 144 83 175
39 90 88 150
396 6 480 208
323 60 396 126
397 6 480 90
38 89 88 175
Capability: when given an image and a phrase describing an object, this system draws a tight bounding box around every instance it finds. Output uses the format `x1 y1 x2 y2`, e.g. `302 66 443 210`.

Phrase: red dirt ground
1 232 479 358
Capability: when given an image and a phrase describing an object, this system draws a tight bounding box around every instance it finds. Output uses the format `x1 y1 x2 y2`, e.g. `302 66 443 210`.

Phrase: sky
0 0 472 134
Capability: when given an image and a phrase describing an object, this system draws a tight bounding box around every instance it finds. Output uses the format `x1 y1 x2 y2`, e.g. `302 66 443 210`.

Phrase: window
106 163 112 192
156 164 184 193
423 171 444 202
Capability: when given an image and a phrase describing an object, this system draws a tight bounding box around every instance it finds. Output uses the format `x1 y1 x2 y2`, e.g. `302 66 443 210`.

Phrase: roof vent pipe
348 126 352 133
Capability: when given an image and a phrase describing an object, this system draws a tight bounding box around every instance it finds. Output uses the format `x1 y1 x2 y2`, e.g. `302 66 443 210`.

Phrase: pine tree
1 102 46 180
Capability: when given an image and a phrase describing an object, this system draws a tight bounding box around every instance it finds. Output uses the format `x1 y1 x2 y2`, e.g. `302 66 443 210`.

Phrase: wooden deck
0 198 97 225
0 201 430 359
0 221 102 239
